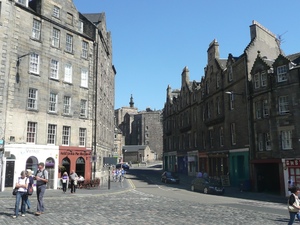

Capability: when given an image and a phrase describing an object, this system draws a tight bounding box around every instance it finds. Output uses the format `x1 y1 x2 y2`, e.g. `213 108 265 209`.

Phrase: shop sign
286 159 300 167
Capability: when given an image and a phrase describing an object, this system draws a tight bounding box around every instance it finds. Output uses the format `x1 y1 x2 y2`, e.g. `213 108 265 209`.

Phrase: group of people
112 168 126 182
61 170 85 193
196 171 208 178
12 162 48 218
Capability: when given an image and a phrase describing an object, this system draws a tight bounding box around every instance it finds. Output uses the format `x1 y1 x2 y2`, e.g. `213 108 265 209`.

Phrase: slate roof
122 145 148 152
82 13 104 25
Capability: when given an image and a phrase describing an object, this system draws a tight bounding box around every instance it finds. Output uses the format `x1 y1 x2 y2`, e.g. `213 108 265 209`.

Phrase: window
194 132 197 147
62 126 70 146
66 34 73 53
52 28 60 48
50 59 59 79
209 130 213 148
263 99 269 117
29 53 39 74
254 73 260 89
229 94 234 110
216 97 221 115
47 124 56 144
261 71 267 87
64 64 72 83
231 123 236 145
281 130 292 150
49 93 57 113
17 0 28 7
279 96 289 114
63 96 71 115
67 13 73 25
80 100 87 117
202 132 206 149
258 133 263 151
216 73 220 88
219 127 224 147
207 102 211 119
228 66 233 81
79 21 84 33
27 122 37 143
82 41 88 59
277 65 287 82
265 133 271 150
255 101 261 119
81 68 88 88
32 19 41 40
53 6 60 18
79 128 86 146
27 88 37 109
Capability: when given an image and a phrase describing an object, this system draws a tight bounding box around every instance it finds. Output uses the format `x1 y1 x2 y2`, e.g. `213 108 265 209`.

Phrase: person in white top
12 170 29 218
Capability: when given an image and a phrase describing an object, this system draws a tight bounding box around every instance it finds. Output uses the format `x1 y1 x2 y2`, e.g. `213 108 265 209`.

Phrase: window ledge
27 108 39 112
48 111 58 115
62 114 72 117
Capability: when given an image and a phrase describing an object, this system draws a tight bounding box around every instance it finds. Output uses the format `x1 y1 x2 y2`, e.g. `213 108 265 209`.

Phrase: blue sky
73 0 300 111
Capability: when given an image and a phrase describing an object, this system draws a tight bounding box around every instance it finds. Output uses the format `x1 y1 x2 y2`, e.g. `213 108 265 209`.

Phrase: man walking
34 162 48 216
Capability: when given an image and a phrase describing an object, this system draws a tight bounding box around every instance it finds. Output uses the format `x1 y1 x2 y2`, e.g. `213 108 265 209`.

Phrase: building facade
0 0 115 190
163 21 283 191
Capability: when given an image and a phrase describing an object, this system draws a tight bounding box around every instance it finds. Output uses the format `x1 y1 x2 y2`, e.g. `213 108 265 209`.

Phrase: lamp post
16 52 34 83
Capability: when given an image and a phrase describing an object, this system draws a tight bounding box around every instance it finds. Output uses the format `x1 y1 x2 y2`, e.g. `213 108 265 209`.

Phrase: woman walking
61 172 69 193
12 170 29 218
288 186 300 225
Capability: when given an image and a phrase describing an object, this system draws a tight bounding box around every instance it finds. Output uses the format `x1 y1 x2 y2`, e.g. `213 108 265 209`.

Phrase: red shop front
59 146 92 181
286 159 300 187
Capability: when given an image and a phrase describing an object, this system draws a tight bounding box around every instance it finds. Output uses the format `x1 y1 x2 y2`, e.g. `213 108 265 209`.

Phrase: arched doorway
62 157 70 176
26 156 38 174
76 157 85 178
5 154 16 187
46 157 55 189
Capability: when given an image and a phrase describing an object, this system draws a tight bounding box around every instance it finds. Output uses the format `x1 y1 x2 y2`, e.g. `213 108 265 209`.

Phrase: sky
73 0 300 111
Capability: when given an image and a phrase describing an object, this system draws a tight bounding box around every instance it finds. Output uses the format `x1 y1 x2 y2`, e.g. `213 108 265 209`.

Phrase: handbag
27 186 33 195
12 188 18 196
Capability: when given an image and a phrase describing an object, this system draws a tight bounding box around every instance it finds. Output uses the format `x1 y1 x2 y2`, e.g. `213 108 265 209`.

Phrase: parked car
161 171 180 184
116 163 130 171
191 177 224 195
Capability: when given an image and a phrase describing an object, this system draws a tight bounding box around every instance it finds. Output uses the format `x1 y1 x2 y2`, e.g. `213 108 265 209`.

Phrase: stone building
115 96 163 162
163 21 282 190
0 0 115 190
250 52 300 195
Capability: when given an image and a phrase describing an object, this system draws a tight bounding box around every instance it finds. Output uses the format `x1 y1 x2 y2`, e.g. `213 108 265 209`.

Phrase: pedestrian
61 172 69 193
69 170 78 193
24 169 34 211
203 171 208 178
197 171 203 178
34 162 48 216
12 170 29 218
287 186 300 225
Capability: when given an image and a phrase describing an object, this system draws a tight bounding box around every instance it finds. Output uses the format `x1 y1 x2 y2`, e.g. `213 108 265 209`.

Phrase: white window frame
263 99 269 117
50 59 59 79
62 126 71 146
64 64 72 83
79 128 86 147
254 73 260 89
231 123 236 145
29 53 39 74
281 130 292 150
27 122 37 143
53 6 60 18
219 127 224 147
17 0 28 7
261 71 267 87
52 28 60 48
277 65 287 82
27 88 37 110
80 99 87 117
216 73 220 88
49 93 57 113
63 96 71 115
32 19 41 40
79 21 84 33
47 124 57 144
265 133 271 150
66 34 73 53
229 94 234 110
255 101 261 119
82 41 88 58
279 96 289 114
81 68 88 88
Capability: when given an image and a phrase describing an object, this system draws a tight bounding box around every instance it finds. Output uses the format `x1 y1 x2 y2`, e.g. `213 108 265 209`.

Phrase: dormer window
53 6 60 18
277 65 287 82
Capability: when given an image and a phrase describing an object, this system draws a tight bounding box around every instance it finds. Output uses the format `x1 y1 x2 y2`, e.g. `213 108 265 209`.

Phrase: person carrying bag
288 186 300 225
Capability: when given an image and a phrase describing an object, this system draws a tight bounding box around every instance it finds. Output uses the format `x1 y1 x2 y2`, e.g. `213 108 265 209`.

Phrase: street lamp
16 52 35 83
225 91 244 96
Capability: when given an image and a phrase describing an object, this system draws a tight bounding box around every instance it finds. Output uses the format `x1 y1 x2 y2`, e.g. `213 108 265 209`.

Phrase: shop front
187 151 198 176
284 159 300 196
59 146 92 187
2 144 59 190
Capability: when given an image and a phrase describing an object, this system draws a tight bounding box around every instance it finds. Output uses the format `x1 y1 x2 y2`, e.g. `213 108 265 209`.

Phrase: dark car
191 177 224 195
161 171 180 184
116 163 130 171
